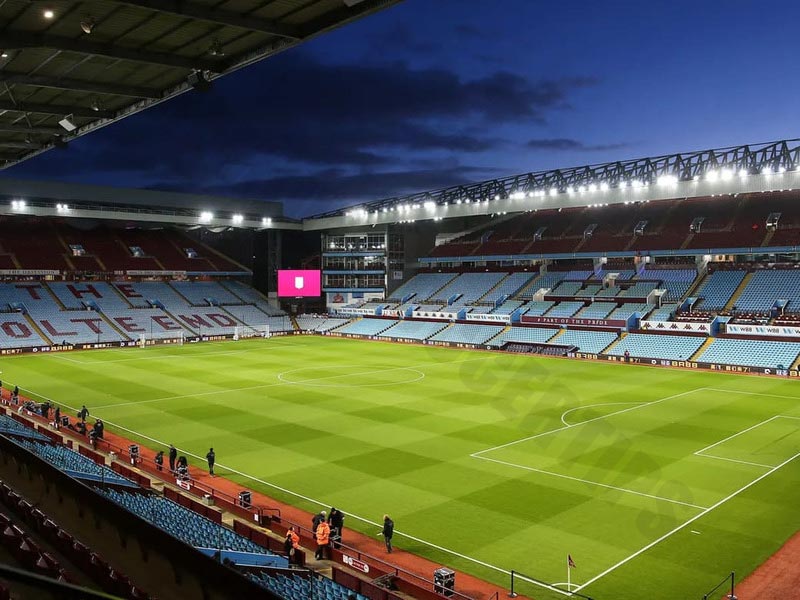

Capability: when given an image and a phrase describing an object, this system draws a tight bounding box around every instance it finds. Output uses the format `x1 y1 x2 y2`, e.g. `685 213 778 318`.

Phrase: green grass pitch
3 336 799 599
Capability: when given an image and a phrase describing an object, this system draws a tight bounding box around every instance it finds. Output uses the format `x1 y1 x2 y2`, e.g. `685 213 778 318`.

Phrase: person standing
329 507 344 548
314 517 330 560
154 451 164 472
381 515 394 553
206 447 215 476
79 405 89 423
284 527 300 565
53 406 61 429
312 510 326 535
168 445 177 473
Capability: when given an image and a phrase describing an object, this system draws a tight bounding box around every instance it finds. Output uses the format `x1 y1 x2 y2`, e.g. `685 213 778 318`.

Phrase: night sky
7 0 800 218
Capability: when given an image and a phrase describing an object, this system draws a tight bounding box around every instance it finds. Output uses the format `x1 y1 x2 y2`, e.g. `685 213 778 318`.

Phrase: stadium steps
761 229 776 247
24 314 53 345
476 273 512 302
513 273 547 299
55 231 76 271
547 329 566 342
723 271 754 311
572 236 589 253
168 282 196 306
601 331 626 354
43 283 68 311
108 283 135 307
162 308 197 335
683 270 707 300
791 353 800 371
61 253 76 271
487 325 512 346
680 233 694 249
690 336 716 360
192 236 251 273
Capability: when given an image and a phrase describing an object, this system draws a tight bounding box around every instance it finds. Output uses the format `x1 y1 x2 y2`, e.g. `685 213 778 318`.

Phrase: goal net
234 324 270 340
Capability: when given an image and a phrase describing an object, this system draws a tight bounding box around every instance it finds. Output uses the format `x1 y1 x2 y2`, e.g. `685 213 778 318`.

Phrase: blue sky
8 0 800 216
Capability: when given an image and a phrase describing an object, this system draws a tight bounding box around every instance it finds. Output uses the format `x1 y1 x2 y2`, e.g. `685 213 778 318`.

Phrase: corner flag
568 555 576 569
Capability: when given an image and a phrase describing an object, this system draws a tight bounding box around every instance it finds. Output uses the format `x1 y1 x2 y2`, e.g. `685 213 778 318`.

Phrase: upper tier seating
644 305 676 321
493 300 525 314
640 268 697 301
170 281 242 306
618 281 659 297
389 273 456 301
483 272 537 302
551 282 582 296
220 281 285 316
99 489 278 557
607 333 705 360
607 303 650 320
516 272 566 299
336 318 395 336
693 270 747 310
431 272 507 305
697 338 800 369
378 320 447 340
734 270 800 312
574 303 616 319
48 282 131 310
113 282 191 309
429 323 504 345
522 301 556 316
544 301 585 318
556 329 618 353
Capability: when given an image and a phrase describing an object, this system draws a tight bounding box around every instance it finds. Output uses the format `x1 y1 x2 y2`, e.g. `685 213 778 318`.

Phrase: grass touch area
1 335 799 599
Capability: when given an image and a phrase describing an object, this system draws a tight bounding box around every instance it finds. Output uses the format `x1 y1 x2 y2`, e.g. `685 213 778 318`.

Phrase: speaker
238 491 251 508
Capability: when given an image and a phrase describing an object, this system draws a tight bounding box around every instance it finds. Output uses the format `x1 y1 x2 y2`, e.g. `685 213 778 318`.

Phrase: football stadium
0 2 797 600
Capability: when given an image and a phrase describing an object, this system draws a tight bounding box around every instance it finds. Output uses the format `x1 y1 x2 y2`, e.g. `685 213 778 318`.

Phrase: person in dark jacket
381 515 394 553
312 511 326 535
168 445 177 472
53 406 61 429
206 447 215 476
78 405 89 423
329 507 344 548
154 451 164 471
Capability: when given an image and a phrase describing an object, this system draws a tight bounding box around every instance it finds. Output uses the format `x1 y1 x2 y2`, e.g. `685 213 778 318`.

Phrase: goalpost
234 324 270 340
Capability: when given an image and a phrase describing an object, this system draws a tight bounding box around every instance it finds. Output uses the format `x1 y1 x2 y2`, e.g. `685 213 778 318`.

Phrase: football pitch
3 336 799 599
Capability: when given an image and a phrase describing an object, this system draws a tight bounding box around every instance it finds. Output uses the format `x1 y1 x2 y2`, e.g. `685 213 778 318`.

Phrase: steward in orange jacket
314 519 331 560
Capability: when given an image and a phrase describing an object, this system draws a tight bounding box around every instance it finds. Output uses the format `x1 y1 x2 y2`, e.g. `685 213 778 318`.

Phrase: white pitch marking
573 450 800 594
8 383 571 598
560 401 645 427
695 454 774 469
692 415 781 456
472 387 707 457
704 388 800 402
473 454 709 510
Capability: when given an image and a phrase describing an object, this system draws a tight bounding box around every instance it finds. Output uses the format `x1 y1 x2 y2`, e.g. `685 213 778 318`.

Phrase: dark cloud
150 165 501 217
525 138 632 151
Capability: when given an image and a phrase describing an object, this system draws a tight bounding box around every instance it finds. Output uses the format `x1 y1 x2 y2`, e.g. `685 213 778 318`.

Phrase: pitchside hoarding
277 270 321 297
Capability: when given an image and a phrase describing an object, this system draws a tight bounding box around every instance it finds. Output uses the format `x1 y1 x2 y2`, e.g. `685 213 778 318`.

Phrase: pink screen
277 270 321 297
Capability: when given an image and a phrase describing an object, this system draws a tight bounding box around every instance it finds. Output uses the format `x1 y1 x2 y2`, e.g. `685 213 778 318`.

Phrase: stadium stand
544 301 585 317
389 272 456 301
690 270 744 311
607 333 705 360
429 323 505 345
251 571 367 600
336 318 395 336
489 326 559 346
12 439 136 487
0 415 50 441
574 302 616 319
99 488 283 560
733 269 800 312
378 320 447 340
556 329 618 353
482 272 537 302
697 338 800 369
430 272 507 306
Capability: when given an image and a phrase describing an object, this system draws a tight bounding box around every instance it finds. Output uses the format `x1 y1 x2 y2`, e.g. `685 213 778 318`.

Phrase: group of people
293 509 393 562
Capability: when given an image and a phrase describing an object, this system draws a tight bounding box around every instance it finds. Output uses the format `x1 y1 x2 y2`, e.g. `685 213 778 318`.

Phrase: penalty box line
694 414 800 469
573 449 800 594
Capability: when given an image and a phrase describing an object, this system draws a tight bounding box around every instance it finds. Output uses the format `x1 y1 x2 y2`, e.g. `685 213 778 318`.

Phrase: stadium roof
302 137 800 231
0 0 400 168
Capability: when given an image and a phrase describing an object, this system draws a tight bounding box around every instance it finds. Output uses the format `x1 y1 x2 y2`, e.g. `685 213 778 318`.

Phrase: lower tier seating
607 333 705 360
697 338 800 369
